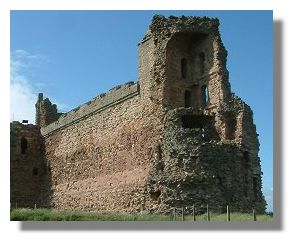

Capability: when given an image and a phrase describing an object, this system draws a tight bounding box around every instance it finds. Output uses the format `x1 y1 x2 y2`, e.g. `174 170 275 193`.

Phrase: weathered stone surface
145 108 265 214
40 82 139 136
36 93 60 128
10 122 50 208
10 15 266 214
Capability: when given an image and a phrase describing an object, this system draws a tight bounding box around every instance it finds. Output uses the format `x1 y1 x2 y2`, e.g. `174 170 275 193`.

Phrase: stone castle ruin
10 15 266 214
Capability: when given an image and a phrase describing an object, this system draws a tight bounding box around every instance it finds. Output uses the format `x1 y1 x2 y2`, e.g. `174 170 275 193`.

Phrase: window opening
21 137 28 154
201 85 208 107
184 91 192 108
199 52 205 75
182 115 203 129
32 168 38 176
181 58 187 79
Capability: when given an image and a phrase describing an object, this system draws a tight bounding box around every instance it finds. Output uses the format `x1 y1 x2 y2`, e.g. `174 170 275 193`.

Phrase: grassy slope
10 208 273 221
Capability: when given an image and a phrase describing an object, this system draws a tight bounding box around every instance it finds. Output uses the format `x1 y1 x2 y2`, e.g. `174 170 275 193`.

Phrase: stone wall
10 122 49 208
41 82 140 136
36 93 60 128
43 89 165 211
145 108 266 214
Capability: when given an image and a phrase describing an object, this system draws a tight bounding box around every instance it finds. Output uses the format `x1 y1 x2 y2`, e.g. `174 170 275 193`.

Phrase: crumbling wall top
141 15 220 43
41 81 139 136
10 121 39 131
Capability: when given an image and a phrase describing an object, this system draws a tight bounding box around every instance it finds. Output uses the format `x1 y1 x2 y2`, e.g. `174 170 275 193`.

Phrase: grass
10 208 273 221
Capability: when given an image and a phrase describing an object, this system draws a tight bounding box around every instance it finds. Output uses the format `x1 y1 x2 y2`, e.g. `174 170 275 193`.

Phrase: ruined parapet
35 93 60 128
41 81 139 136
10 121 50 208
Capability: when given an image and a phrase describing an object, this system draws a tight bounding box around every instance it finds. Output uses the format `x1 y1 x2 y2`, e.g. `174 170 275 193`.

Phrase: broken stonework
10 15 266 214
145 108 265 214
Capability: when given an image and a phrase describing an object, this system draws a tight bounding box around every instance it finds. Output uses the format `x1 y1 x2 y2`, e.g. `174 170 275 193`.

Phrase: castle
10 15 266 214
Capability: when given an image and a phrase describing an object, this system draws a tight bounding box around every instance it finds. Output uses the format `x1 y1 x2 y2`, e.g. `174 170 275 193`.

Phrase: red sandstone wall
10 123 48 208
44 93 164 211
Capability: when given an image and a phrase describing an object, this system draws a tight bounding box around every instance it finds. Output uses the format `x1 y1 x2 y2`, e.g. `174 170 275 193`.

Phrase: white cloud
10 50 48 124
10 75 37 124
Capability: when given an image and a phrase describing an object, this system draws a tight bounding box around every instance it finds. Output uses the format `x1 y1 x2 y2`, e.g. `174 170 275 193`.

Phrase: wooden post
34 203 37 209
253 209 257 221
193 204 196 221
227 205 230 222
207 204 210 221
173 207 176 221
182 207 184 221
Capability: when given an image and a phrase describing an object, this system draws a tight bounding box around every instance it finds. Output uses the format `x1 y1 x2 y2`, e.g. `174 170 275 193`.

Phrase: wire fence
169 204 257 221
11 202 259 221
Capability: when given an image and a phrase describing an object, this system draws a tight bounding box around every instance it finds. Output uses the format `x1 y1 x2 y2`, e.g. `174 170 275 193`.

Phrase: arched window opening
21 137 28 154
181 58 187 79
199 52 205 75
201 85 208 107
184 91 192 108
205 86 209 104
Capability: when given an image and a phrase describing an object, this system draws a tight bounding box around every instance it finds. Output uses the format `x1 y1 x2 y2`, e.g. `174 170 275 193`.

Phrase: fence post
253 209 257 221
227 205 230 222
206 204 210 221
173 207 176 221
193 204 196 221
182 207 184 221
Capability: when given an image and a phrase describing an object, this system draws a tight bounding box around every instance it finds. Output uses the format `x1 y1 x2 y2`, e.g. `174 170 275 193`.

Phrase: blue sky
10 10 273 211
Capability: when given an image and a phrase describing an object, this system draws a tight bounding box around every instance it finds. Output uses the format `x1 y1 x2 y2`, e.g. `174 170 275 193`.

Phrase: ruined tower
10 122 49 208
141 15 266 213
35 93 60 128
10 15 266 214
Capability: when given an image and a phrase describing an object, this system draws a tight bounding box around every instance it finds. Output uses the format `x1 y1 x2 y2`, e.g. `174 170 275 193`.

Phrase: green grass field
10 208 273 221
